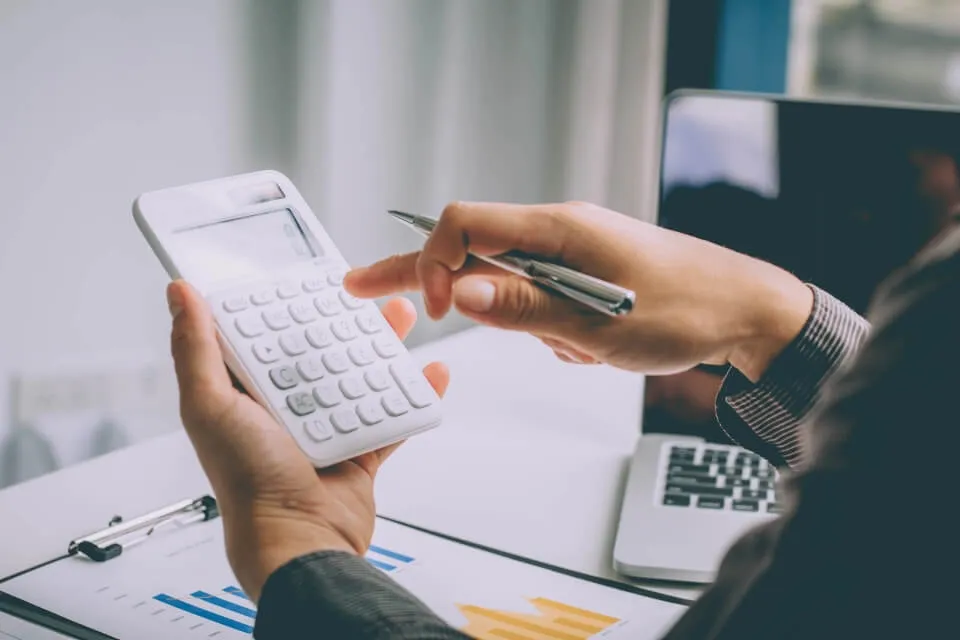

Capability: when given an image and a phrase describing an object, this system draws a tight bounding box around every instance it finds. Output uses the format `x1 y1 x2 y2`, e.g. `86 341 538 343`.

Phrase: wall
0 1 257 466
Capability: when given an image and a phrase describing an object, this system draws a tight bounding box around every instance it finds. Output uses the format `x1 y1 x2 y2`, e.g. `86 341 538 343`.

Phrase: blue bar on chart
154 593 254 634
366 545 415 572
223 586 252 602
191 591 257 618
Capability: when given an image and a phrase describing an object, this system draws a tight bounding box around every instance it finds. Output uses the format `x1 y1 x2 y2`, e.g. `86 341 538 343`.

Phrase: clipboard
1 495 690 640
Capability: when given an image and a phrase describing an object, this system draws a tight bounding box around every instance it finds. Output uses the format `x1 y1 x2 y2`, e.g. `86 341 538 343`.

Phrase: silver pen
387 210 635 316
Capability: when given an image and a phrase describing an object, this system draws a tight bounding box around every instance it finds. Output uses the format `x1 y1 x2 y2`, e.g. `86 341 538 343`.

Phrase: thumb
451 274 589 334
167 280 235 418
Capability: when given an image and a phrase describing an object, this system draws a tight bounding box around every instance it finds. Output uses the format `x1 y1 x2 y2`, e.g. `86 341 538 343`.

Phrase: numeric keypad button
357 399 385 425
279 332 308 356
372 335 401 359
235 315 266 338
313 383 342 408
331 318 358 342
303 418 333 442
251 289 275 306
339 376 366 400
286 392 317 416
364 369 392 392
223 296 249 313
381 392 409 416
289 301 318 324
331 408 360 433
314 291 342 317
296 357 325 382
277 281 301 299
322 351 350 374
269 366 299 390
348 343 375 366
327 269 346 286
305 325 333 349
389 364 434 408
263 309 293 331
355 312 382 335
252 340 282 364
302 276 327 293
339 290 365 310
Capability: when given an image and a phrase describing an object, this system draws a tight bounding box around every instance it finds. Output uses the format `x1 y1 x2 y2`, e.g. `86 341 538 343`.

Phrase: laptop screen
643 92 960 442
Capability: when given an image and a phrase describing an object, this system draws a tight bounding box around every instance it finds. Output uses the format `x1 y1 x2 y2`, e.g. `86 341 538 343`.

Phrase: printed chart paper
2 518 685 639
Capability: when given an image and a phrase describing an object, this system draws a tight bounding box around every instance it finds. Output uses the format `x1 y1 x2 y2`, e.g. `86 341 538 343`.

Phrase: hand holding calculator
134 170 442 468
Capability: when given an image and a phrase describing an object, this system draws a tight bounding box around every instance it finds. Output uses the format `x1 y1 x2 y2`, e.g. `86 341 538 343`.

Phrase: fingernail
454 279 496 313
167 283 184 318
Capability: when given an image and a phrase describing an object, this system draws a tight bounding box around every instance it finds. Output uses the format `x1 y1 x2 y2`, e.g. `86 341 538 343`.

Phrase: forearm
716 285 870 468
254 551 469 639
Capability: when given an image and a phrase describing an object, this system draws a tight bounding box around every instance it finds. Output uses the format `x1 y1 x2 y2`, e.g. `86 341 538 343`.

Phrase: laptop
613 90 960 583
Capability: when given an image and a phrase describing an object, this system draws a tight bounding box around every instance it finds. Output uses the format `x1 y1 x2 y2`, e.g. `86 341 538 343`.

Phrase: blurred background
1 0 958 489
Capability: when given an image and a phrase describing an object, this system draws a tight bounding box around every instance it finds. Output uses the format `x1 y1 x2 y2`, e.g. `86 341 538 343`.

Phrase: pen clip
527 262 635 316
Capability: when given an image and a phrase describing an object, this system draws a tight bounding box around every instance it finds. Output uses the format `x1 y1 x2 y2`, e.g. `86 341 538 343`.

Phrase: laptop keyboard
658 443 782 514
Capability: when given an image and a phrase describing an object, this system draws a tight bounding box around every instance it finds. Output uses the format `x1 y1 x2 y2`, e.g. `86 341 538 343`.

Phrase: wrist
727 267 814 383
228 518 357 603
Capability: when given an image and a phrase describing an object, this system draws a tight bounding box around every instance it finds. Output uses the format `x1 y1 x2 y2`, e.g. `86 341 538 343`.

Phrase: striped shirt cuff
715 285 870 468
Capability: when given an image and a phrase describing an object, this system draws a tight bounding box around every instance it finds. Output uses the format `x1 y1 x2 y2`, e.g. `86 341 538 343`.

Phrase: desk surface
0 326 700 601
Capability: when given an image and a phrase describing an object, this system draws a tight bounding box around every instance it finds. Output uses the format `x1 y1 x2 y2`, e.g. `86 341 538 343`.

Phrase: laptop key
667 475 717 487
696 496 725 509
663 494 691 507
668 463 711 474
740 489 767 500
726 478 751 487
667 484 733 497
732 500 759 512
767 502 783 514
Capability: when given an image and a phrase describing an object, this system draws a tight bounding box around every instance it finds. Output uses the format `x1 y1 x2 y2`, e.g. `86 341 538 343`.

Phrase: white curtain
281 0 667 345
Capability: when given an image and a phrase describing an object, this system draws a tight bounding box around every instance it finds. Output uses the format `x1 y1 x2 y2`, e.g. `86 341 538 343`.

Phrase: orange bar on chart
457 597 620 640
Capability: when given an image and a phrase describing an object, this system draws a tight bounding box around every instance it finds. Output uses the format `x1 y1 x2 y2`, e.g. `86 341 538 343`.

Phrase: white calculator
133 170 442 468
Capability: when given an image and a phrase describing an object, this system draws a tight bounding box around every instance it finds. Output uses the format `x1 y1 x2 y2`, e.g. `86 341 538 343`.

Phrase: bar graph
153 586 254 635
458 597 621 640
366 544 415 573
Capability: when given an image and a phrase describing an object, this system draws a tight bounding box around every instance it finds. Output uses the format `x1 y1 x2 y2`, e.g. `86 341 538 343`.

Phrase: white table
0 326 700 601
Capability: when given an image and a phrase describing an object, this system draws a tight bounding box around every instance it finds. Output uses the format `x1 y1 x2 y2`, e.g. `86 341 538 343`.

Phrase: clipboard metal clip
67 495 219 562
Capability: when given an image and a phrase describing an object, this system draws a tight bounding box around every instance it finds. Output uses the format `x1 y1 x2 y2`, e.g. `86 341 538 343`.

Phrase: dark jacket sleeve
254 550 471 639
662 227 960 639
714 284 871 468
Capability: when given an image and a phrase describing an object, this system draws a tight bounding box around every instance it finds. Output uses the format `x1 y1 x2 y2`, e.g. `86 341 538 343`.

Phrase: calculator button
339 290 365 310
279 332 309 356
372 335 401 359
331 408 360 433
331 317 358 342
381 392 409 416
348 343 375 366
302 276 327 293
339 376 366 400
364 369 392 392
322 351 350 374
277 281 301 299
263 309 293 331
305 325 333 349
252 340 282 364
327 269 346 286
223 296 249 313
355 311 383 335
235 315 266 338
296 357 325 382
313 383 342 408
251 289 275 305
269 366 299 390
303 418 333 442
357 399 385 425
314 291 342 317
289 301 318 324
287 392 317 416
389 364 434 408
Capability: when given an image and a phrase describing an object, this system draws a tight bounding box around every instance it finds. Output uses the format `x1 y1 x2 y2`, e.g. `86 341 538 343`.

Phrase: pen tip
386 210 415 223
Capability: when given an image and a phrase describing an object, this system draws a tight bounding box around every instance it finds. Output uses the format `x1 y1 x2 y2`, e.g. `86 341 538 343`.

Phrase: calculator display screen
174 208 320 282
